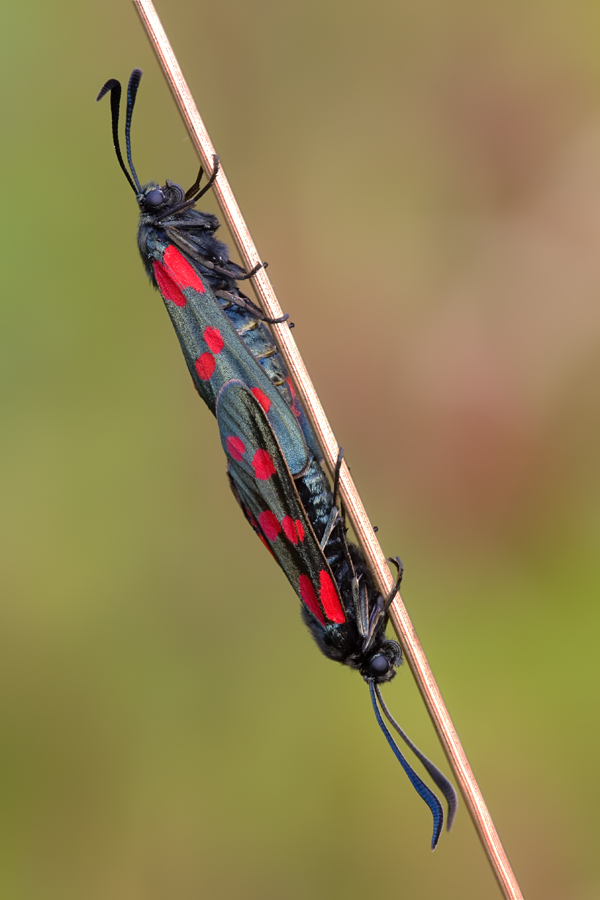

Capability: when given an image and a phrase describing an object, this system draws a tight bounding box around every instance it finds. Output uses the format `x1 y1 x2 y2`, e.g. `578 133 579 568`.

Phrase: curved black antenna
369 683 443 850
374 684 458 831
125 69 143 194
96 78 137 195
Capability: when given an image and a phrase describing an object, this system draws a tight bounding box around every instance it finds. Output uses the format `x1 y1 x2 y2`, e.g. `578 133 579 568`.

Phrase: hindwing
216 380 346 626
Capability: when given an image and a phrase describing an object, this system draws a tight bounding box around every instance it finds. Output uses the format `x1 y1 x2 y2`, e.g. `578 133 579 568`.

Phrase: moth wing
216 380 346 626
151 241 309 476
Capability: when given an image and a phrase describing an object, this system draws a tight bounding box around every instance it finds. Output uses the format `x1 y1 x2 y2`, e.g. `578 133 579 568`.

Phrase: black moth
98 69 457 849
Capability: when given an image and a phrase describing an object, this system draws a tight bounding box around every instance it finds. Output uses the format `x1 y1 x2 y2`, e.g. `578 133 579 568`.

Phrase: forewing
216 380 346 627
147 239 309 476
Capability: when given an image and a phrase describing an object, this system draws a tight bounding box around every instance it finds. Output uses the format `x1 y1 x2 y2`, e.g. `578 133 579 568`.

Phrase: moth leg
235 261 268 281
330 449 358 578
162 230 249 295
162 230 245 288
156 156 220 219
214 290 290 325
384 556 404 611
332 446 344 505
362 594 385 653
319 506 340 551
161 227 288 325
184 165 204 201
360 559 403 653
190 154 220 202
352 577 369 638
209 260 269 287
163 227 214 267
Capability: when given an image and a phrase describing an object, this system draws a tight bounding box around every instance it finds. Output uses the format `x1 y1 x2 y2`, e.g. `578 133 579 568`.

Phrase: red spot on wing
163 244 205 293
252 448 276 480
226 436 245 461
319 571 345 623
251 388 271 413
295 519 305 542
154 261 187 307
282 516 298 544
195 353 215 381
244 506 275 557
204 326 224 354
258 511 281 541
299 574 325 624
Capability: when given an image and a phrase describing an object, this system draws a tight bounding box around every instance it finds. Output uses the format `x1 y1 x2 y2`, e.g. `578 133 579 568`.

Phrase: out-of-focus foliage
1 0 599 897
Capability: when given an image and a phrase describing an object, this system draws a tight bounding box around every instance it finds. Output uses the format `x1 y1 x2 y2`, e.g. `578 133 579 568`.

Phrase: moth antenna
369 683 444 850
374 684 458 831
96 77 138 195
125 69 143 194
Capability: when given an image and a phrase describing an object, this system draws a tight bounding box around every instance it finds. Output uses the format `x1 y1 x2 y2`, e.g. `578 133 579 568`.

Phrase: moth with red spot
98 71 317 479
97 70 457 849
217 380 457 849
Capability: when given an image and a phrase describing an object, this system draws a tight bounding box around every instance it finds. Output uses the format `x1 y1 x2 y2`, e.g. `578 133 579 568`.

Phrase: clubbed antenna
96 77 137 195
125 69 143 193
375 683 458 831
97 69 143 195
369 683 444 850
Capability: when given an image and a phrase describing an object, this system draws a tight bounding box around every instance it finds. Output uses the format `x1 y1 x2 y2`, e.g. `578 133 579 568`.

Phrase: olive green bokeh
2 0 600 897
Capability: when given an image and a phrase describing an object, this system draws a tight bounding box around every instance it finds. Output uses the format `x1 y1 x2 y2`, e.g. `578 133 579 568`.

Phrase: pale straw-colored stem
132 2 525 897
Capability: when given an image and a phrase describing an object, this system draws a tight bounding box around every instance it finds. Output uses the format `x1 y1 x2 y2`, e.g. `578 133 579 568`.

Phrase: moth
98 69 457 848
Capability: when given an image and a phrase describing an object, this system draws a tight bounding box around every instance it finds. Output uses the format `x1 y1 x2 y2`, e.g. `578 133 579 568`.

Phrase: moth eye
145 189 165 207
369 655 390 676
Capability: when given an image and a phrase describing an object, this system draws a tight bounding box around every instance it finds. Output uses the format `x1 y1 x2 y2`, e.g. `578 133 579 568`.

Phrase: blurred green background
2 0 600 897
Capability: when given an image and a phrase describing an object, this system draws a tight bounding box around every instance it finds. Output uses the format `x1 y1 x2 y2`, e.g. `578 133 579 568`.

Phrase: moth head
138 180 185 213
98 70 219 219
362 639 402 684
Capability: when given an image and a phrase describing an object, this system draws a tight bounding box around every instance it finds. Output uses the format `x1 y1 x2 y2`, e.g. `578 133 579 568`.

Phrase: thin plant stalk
131 2 525 897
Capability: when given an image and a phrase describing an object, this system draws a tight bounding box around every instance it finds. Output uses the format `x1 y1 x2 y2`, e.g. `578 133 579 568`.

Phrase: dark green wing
150 241 309 476
216 380 346 626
